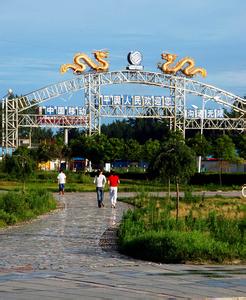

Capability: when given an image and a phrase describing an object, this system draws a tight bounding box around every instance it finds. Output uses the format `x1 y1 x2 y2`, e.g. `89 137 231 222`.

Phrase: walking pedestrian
94 169 106 208
107 170 120 208
57 169 66 195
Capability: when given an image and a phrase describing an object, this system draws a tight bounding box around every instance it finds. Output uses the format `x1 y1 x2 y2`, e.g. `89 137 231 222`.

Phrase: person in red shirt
107 170 120 208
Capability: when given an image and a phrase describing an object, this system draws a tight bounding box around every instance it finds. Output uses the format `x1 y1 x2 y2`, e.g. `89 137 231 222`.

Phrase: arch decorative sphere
127 51 143 66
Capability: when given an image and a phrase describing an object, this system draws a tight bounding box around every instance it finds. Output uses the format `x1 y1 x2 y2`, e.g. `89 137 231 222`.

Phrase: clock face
127 51 142 65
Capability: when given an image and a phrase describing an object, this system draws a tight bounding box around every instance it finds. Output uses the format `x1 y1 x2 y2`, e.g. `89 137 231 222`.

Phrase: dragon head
60 64 68 74
93 50 109 59
201 69 207 78
161 53 177 61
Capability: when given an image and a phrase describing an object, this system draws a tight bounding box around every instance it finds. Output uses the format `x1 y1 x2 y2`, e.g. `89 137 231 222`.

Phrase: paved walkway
0 192 245 299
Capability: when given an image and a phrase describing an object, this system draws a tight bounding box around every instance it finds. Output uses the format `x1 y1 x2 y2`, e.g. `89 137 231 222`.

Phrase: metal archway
2 70 246 150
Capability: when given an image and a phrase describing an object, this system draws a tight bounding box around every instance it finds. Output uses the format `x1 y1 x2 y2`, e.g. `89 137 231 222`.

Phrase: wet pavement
0 192 245 299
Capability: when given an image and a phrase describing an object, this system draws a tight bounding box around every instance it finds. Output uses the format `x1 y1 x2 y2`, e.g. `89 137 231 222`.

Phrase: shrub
79 174 92 184
119 230 238 263
118 195 246 263
36 171 57 181
26 188 56 214
0 192 28 215
207 214 244 244
0 189 57 226
0 209 17 225
120 230 242 263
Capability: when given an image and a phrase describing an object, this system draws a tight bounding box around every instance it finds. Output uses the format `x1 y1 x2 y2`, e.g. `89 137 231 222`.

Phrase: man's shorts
59 184 65 191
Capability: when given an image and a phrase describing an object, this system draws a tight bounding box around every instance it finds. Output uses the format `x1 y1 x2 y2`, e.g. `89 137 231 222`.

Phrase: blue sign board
41 106 86 116
100 95 173 107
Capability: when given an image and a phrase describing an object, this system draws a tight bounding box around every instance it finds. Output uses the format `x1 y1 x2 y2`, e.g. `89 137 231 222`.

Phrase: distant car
206 156 219 161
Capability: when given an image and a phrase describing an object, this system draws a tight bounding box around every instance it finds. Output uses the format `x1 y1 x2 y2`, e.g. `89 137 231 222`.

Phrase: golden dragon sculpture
60 50 109 74
158 53 207 78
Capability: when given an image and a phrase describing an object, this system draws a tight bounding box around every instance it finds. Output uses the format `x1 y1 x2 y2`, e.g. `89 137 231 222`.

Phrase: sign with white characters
185 109 224 119
100 95 174 107
41 106 87 116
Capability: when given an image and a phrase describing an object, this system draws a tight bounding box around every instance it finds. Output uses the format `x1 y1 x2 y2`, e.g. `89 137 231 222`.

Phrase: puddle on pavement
0 271 62 282
186 268 246 276
147 268 246 278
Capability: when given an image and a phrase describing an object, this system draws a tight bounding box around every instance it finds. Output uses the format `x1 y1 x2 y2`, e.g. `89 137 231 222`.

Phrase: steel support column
170 77 186 136
85 73 101 136
3 97 19 152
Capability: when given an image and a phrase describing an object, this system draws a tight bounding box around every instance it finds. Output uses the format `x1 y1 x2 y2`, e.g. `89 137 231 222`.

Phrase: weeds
0 189 57 227
118 191 246 263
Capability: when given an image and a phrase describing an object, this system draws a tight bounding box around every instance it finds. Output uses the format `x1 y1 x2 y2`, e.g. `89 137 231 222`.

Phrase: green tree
101 120 134 141
152 132 196 220
107 138 125 162
187 133 211 158
142 139 161 163
128 118 169 143
80 134 110 167
123 139 142 161
3 146 35 191
187 133 212 172
70 134 125 166
31 127 53 144
36 143 53 163
234 134 246 160
69 135 87 158
101 118 169 143
213 135 240 185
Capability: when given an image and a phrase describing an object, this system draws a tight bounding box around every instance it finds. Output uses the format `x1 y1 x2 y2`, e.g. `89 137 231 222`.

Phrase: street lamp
1 89 13 101
193 98 211 173
191 102 205 173
8 89 13 96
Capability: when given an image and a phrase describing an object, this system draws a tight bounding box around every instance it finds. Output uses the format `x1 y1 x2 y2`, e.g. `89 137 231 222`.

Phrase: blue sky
0 0 246 104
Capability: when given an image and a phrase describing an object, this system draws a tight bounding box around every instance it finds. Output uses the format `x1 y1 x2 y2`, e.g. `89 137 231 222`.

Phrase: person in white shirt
57 169 66 195
93 169 106 207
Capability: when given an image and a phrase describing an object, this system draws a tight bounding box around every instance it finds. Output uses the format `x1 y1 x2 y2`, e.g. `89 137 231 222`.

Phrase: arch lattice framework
2 70 246 149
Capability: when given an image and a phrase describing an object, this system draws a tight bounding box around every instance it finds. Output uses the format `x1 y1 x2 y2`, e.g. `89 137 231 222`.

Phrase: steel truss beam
99 106 174 118
18 115 88 128
186 117 245 132
15 71 246 114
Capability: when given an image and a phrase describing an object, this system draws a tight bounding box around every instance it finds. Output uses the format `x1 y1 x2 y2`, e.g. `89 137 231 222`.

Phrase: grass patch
0 170 242 193
118 191 246 264
0 188 57 227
